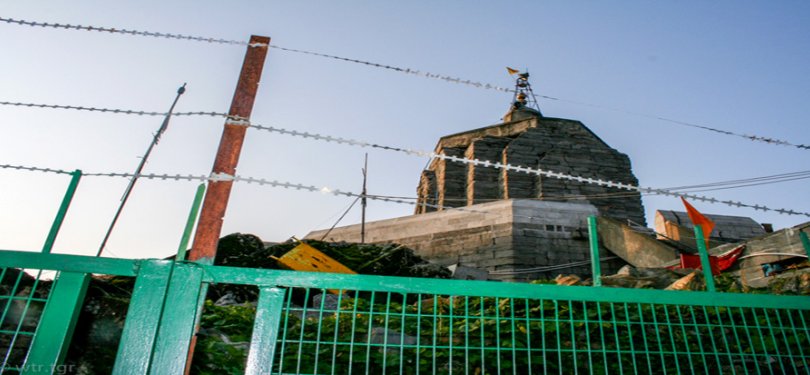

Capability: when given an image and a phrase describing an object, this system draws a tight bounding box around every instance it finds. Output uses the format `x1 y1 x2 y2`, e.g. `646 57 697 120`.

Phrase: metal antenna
96 83 187 257
361 153 368 243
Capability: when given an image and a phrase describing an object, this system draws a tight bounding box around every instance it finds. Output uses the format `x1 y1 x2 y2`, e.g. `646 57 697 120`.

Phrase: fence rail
0 250 808 374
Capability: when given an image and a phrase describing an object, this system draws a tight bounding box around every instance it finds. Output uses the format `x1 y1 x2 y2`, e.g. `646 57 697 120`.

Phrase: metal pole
361 153 368 243
587 215 601 287
694 225 716 292
189 35 270 264
97 84 187 257
176 184 206 262
42 170 82 254
184 36 269 375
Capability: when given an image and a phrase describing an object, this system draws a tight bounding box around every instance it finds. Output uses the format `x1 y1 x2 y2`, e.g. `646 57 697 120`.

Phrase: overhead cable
488 257 619 275
660 170 810 192
2 16 807 150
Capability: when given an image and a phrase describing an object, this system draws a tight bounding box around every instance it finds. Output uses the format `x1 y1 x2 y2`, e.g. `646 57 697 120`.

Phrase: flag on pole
681 197 715 247
506 67 520 75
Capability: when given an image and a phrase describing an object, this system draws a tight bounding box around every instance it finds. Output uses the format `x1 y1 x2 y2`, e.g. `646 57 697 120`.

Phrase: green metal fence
0 250 808 374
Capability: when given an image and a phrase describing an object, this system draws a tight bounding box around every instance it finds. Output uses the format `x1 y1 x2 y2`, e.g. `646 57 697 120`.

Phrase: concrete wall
596 217 679 268
306 199 620 282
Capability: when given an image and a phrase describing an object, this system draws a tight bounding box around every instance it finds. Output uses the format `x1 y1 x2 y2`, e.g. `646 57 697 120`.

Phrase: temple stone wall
306 200 626 282
416 116 646 226
466 137 511 205
434 147 466 211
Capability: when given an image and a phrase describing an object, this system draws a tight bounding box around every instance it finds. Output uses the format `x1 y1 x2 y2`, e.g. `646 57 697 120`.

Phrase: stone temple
414 101 645 226
307 77 647 281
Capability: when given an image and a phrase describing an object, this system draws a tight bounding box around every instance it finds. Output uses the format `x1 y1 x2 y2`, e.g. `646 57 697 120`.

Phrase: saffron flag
681 197 715 248
506 67 520 75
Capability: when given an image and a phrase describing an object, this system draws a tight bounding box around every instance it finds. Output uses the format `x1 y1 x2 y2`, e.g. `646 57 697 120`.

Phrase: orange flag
681 197 715 247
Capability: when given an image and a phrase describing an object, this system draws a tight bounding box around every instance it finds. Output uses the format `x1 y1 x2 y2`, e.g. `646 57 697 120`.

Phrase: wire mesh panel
263 286 810 375
0 267 53 373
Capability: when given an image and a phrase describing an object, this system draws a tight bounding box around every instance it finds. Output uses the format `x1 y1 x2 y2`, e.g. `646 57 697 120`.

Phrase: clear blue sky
1 1 808 259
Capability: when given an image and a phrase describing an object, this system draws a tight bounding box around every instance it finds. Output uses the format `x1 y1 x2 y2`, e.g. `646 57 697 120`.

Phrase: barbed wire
246 121 810 216
546 97 810 150
2 163 809 218
0 16 514 94
0 100 229 118
0 164 73 175
8 104 802 203
0 95 805 216
3 16 808 150
10 169 647 223
0 17 267 47
267 45 519 94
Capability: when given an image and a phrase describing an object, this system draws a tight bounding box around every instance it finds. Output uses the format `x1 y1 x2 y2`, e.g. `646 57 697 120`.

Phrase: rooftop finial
504 67 542 121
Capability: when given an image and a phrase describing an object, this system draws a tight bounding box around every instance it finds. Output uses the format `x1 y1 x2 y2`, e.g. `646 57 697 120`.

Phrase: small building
655 210 767 249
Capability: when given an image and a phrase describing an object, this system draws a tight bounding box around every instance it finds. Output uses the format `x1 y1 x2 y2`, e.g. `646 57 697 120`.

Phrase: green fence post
694 226 716 292
112 260 173 375
42 170 82 254
800 231 810 260
23 272 90 374
588 216 602 287
245 287 287 375
149 263 204 374
176 184 206 261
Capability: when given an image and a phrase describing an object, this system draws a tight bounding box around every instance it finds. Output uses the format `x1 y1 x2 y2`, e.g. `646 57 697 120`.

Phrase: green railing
0 250 808 374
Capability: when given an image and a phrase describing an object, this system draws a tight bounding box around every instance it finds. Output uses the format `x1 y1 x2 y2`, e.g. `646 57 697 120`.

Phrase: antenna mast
361 153 368 243
96 83 186 257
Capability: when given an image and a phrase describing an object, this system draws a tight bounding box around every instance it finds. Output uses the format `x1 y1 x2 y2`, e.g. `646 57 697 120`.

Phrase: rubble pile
58 233 449 374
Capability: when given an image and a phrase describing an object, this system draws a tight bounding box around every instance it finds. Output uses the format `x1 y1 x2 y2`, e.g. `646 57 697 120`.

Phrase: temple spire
504 67 542 121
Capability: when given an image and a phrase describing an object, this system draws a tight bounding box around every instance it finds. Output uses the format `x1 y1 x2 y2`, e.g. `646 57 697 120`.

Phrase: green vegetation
190 292 809 374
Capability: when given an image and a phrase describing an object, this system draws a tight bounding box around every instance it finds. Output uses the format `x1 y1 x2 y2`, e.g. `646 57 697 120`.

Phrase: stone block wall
415 170 437 214
466 137 511 205
306 200 624 282
435 147 466 210
415 116 646 226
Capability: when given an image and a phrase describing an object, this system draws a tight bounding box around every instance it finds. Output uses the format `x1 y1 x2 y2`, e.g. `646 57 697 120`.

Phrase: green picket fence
0 250 808 374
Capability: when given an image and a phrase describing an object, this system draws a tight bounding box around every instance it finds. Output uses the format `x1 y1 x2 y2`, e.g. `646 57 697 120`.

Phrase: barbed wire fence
0 95 807 217
1 16 808 150
1 14 808 250
2 164 809 218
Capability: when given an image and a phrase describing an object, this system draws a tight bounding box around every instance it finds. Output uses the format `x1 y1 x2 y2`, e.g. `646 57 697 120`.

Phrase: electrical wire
665 171 810 191
319 196 361 241
489 257 619 275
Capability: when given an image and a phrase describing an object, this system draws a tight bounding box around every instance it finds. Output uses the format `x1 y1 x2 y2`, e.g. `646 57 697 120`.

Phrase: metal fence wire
268 286 809 375
0 268 52 373
0 252 807 374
